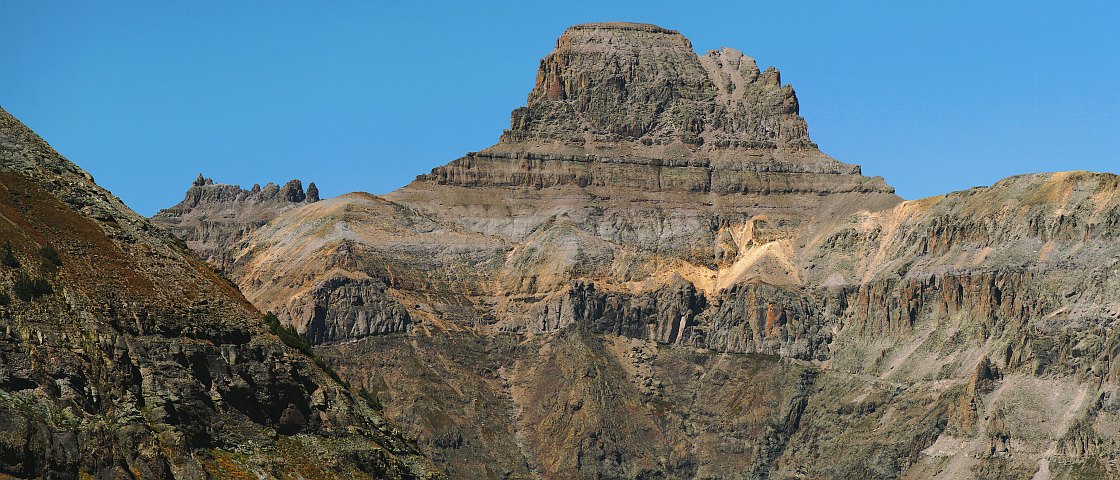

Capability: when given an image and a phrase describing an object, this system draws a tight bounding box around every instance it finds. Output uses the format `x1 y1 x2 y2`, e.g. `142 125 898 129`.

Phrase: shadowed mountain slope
0 106 439 479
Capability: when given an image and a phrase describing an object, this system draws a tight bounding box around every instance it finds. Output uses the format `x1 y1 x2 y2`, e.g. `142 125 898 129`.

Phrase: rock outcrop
0 106 439 479
392 22 897 263
225 192 508 344
157 23 1120 479
152 176 318 273
306 181 320 203
498 22 819 160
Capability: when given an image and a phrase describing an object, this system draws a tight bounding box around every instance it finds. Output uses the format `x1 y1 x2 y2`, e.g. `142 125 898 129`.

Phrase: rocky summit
5 20 1111 480
153 176 319 274
498 22 817 157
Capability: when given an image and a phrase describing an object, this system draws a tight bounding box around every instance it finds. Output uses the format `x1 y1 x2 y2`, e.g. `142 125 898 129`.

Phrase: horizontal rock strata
155 22 1120 479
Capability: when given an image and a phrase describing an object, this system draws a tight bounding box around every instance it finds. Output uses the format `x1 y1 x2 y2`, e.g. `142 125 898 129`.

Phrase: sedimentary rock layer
156 22 1120 479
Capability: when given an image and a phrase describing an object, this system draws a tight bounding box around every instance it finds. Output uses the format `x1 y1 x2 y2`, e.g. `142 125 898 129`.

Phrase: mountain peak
492 22 818 164
566 21 681 35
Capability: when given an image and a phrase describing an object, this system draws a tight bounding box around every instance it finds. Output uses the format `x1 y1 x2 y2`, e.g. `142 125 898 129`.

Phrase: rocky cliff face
498 22 818 160
158 23 1120 479
152 175 318 273
0 107 438 479
393 22 897 262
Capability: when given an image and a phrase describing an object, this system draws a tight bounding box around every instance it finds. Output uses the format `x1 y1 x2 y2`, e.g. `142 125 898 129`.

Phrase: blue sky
2 1 1118 215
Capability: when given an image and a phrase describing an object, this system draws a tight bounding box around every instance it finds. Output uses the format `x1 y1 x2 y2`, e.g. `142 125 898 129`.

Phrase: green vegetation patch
2 240 19 268
264 312 350 388
12 271 51 301
39 243 61 268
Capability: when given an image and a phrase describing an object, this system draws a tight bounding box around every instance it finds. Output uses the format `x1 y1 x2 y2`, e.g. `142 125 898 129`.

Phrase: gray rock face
228 192 508 343
500 22 816 158
390 23 899 272
307 181 320 203
293 275 411 344
152 176 318 272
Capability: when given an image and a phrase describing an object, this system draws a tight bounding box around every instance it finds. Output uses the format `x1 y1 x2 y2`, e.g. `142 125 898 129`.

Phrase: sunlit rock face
384 22 899 307
158 22 1120 480
153 175 318 273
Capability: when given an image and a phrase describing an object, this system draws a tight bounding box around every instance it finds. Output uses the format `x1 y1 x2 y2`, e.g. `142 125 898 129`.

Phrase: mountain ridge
0 105 440 479
141 21 1120 479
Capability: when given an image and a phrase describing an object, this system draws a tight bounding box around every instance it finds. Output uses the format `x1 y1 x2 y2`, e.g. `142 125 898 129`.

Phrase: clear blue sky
2 1 1118 215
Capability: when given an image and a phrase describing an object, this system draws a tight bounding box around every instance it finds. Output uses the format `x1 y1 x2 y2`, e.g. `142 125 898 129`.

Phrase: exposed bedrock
153 21 1120 479
284 275 412 344
152 176 319 273
0 106 438 479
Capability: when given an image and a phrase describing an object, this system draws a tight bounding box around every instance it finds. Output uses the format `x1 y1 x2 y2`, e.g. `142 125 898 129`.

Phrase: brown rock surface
391 22 897 264
496 22 823 162
0 106 439 479
159 22 1120 479
231 192 507 343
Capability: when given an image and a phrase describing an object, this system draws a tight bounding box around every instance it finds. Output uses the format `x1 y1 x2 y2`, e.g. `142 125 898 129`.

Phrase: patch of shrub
358 387 383 411
315 357 350 388
39 244 61 267
13 272 51 301
0 291 9 307
2 241 19 268
265 312 312 356
264 312 350 387
14 273 35 300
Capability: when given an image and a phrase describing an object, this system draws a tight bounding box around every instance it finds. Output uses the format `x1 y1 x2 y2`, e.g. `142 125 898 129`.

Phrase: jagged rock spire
306 182 320 203
280 179 305 202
